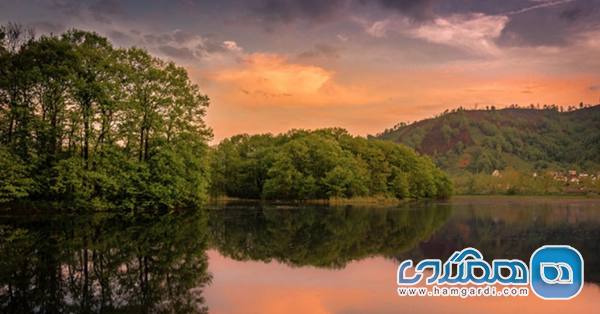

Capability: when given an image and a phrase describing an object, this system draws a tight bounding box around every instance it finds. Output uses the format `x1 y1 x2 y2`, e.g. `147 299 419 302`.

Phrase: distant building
554 173 567 182
568 170 577 178
492 170 501 177
580 173 589 178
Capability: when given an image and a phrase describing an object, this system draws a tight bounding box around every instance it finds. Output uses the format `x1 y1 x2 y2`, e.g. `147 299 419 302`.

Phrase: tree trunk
139 128 144 162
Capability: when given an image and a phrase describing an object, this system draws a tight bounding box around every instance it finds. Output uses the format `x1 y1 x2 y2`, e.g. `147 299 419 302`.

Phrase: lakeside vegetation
452 167 600 196
377 105 600 175
376 104 600 196
0 23 453 210
209 128 454 202
0 23 212 210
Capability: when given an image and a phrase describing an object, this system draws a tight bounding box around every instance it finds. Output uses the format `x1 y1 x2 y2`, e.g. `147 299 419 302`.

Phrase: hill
375 105 600 176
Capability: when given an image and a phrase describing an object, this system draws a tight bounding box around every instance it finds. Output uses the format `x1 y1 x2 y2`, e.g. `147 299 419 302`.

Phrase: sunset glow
2 0 600 142
205 250 600 314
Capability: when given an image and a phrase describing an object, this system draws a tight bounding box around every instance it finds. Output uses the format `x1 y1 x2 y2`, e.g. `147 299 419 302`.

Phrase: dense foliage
451 167 600 195
0 23 212 209
377 105 600 195
377 106 600 175
210 128 454 200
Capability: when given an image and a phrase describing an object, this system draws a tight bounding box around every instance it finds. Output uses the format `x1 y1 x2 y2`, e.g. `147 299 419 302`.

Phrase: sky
1 0 600 142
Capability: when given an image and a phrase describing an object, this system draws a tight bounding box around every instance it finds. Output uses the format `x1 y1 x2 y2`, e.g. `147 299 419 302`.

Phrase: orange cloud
211 53 331 100
195 52 600 143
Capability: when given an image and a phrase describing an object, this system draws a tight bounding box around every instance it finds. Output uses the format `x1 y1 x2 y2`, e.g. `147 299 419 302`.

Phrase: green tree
212 128 453 201
440 123 453 144
390 168 410 199
262 152 303 200
0 146 32 203
0 25 212 210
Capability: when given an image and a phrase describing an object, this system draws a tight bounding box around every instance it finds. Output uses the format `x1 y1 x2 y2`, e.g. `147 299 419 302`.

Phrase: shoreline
208 196 415 204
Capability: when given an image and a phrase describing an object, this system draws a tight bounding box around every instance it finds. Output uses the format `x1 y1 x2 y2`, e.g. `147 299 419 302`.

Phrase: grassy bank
452 194 599 200
209 195 417 204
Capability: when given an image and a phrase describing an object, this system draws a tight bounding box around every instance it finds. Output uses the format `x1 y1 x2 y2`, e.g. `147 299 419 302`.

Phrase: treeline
378 106 600 176
0 23 212 209
0 23 453 210
209 128 454 201
377 102 596 138
452 167 600 196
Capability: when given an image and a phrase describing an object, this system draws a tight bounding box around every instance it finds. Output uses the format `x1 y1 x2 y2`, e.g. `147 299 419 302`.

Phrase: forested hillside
210 128 454 201
377 105 600 175
0 23 212 209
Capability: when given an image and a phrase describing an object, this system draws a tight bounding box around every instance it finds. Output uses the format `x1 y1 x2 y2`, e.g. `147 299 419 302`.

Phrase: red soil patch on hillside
391 108 573 156
455 153 471 167
419 120 475 155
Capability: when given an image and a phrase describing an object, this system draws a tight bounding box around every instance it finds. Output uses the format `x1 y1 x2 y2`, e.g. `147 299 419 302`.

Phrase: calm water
1 198 600 313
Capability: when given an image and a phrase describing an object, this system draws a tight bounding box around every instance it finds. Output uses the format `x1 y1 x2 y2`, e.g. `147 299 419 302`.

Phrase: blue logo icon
530 245 583 300
397 248 529 286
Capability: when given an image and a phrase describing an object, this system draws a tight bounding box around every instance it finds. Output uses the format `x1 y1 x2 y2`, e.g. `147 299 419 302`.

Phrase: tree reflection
394 200 600 285
208 202 454 268
0 212 212 313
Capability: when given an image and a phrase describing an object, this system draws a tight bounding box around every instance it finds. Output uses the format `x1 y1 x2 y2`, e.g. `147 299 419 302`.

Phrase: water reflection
204 199 600 314
204 250 600 314
208 202 453 268
0 213 212 313
395 198 600 284
1 199 600 314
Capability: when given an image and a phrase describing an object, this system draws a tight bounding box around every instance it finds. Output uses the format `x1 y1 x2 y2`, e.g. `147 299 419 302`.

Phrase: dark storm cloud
298 43 341 61
108 30 129 41
47 0 83 17
25 21 66 35
179 0 199 13
249 0 349 25
497 13 569 47
144 33 174 45
89 0 127 23
172 29 197 44
249 0 445 27
158 45 196 60
372 0 443 21
4 0 598 53
496 0 600 48
199 41 229 54
559 7 594 23
140 29 236 59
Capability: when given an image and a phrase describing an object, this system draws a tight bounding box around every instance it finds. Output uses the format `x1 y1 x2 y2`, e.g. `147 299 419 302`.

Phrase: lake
1 198 600 313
